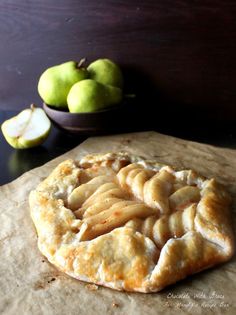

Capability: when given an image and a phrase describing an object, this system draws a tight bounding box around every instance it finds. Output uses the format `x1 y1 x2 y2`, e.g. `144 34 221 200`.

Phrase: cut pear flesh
1 106 51 149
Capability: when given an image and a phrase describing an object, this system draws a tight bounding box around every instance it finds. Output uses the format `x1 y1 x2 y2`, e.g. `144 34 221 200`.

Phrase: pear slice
1 105 51 149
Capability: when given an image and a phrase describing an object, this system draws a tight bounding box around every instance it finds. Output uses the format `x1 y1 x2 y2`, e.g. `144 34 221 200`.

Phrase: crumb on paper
86 284 98 291
47 277 56 283
112 302 119 308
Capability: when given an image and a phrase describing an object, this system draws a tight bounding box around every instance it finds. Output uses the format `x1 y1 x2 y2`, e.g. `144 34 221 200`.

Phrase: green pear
87 59 123 88
67 79 122 113
1 105 51 149
38 59 88 108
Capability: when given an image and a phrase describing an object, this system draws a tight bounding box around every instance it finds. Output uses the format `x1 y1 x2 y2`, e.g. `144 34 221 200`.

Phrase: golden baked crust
29 152 235 293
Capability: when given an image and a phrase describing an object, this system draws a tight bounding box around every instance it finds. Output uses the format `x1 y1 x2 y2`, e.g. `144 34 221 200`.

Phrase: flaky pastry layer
29 152 235 292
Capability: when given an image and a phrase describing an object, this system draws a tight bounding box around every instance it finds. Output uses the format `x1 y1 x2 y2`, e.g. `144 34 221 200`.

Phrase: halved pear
1 105 51 149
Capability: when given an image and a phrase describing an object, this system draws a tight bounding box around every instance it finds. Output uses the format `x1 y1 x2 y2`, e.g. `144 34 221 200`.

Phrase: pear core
1 105 51 149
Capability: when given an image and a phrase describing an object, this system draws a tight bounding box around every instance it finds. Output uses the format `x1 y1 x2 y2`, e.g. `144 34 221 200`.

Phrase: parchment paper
0 131 235 315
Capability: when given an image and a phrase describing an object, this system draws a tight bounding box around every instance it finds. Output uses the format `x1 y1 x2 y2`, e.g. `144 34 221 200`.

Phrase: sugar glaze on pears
67 79 122 113
38 59 88 108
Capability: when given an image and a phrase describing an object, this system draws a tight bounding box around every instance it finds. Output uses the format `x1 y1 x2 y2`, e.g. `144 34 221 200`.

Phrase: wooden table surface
0 0 236 121
0 110 235 186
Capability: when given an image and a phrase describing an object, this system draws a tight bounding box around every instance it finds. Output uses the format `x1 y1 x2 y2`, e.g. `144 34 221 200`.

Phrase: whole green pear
67 79 122 113
87 58 123 88
38 60 88 108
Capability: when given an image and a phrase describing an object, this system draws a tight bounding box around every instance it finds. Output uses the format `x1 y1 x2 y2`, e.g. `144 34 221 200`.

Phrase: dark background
0 0 236 185
0 0 236 121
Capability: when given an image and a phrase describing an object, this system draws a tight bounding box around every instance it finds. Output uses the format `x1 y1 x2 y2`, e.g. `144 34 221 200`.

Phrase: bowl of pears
38 58 129 134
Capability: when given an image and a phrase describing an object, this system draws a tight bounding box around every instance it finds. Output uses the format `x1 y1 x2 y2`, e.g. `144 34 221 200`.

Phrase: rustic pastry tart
29 152 235 293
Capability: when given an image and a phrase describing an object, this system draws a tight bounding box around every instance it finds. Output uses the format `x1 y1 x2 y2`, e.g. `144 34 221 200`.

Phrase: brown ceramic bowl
43 102 134 135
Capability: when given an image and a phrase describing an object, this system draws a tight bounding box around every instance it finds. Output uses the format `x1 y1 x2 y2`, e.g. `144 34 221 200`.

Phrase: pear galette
29 152 235 293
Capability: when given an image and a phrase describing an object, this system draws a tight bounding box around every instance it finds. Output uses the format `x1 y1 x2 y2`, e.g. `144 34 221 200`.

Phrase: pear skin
67 79 122 113
38 60 88 108
87 59 123 88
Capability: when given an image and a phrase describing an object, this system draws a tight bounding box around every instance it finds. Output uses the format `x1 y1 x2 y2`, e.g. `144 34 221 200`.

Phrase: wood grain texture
0 0 236 121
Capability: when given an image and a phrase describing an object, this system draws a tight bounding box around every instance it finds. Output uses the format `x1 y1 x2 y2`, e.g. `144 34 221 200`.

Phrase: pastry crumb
112 302 119 308
86 284 98 291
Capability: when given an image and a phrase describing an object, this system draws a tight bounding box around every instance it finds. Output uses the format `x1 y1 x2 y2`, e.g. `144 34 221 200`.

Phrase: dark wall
0 0 236 120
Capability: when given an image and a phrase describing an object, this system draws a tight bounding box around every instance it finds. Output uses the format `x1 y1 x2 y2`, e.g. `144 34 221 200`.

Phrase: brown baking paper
0 131 235 315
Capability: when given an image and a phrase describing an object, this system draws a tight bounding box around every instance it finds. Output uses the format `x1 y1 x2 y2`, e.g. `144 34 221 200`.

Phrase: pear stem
77 58 86 69
30 104 36 111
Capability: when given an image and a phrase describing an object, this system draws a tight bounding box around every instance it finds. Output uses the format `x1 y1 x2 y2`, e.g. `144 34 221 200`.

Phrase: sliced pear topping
1 105 51 149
